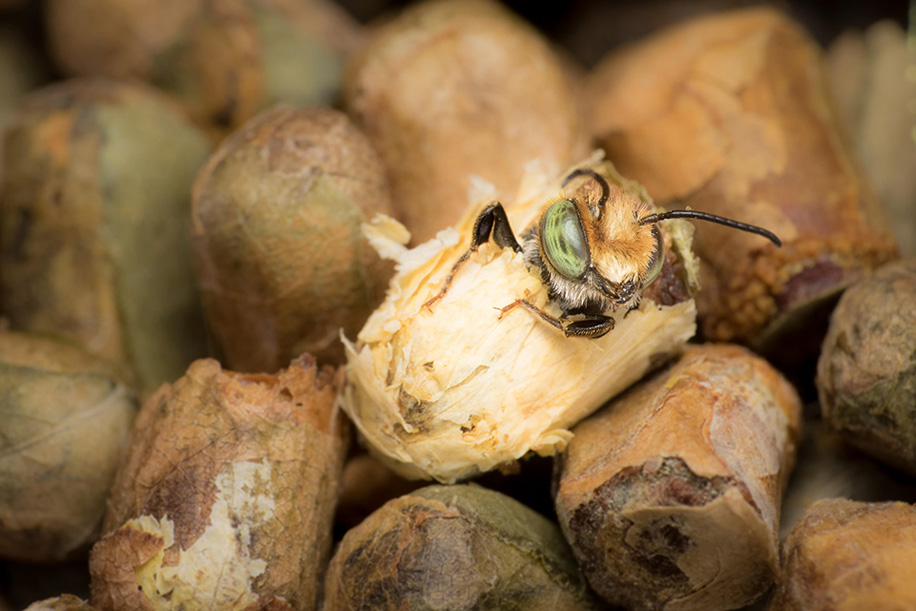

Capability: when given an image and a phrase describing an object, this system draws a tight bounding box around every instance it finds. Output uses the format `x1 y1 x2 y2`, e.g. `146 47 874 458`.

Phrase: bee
425 167 781 339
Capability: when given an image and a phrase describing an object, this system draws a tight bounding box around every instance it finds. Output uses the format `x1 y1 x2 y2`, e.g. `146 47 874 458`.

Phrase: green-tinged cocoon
0 78 211 391
323 484 600 610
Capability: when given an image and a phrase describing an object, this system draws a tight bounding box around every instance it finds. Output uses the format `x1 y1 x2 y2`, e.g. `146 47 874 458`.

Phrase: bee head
537 169 666 310
537 167 782 312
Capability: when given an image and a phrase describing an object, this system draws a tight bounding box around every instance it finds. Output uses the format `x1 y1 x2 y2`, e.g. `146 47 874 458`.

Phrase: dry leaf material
555 344 802 611
343 158 699 483
45 0 361 130
89 357 348 611
344 0 590 243
192 105 394 371
586 7 897 346
323 484 600 610
772 499 916 610
0 79 210 391
817 259 916 473
0 331 137 562
23 596 96 611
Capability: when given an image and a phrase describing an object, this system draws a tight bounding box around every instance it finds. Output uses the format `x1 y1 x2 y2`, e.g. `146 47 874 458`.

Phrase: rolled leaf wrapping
89 357 348 610
0 330 136 562
817 259 916 473
0 78 211 390
555 344 802 610
772 499 916 610
191 105 394 371
324 484 600 610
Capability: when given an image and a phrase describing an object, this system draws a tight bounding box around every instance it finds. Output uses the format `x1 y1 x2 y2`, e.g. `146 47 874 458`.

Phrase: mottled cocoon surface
192 105 394 371
817 259 916 473
324 484 600 610
555 344 802 610
0 331 136 562
89 357 348 610
772 499 916 610
0 79 210 390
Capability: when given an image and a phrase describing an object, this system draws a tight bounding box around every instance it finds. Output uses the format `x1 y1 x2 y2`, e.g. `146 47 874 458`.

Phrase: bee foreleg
497 299 615 338
472 202 522 252
562 315 615 339
423 249 472 311
496 299 564 331
425 203 522 312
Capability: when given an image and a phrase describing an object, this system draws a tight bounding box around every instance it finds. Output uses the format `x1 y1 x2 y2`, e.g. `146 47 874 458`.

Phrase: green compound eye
541 199 590 280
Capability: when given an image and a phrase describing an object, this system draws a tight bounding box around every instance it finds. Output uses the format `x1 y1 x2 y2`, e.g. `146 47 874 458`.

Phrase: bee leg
562 315 615 339
425 202 521 311
497 299 564 331
498 299 615 338
472 202 522 252
423 249 472 311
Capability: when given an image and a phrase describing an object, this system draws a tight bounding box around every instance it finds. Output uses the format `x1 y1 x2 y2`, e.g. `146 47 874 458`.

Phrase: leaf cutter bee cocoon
431 167 782 339
342 156 773 482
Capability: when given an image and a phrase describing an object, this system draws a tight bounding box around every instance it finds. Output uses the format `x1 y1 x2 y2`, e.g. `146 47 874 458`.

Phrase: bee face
533 183 666 313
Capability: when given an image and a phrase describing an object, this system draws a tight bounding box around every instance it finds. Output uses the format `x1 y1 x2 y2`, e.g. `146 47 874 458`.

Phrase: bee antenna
639 210 782 247
562 168 609 220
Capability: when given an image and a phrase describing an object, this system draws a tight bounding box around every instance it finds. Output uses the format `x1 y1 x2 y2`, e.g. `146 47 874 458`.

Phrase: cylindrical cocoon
192 105 394 371
585 7 897 346
554 344 802 610
817 259 916 473
343 158 699 483
0 330 137 562
772 499 916 610
0 79 211 391
323 484 600 610
344 0 591 243
88 357 348 611
45 0 361 130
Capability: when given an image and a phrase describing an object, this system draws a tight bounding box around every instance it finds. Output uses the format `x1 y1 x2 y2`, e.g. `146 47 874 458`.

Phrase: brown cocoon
45 0 361 130
192 106 394 371
0 330 136 562
555 344 802 610
324 484 600 610
344 0 591 244
89 357 348 611
586 8 897 346
772 499 916 610
817 259 916 473
0 79 210 391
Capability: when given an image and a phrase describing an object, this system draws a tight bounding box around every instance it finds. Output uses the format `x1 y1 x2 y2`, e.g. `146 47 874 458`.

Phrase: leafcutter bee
426 167 781 338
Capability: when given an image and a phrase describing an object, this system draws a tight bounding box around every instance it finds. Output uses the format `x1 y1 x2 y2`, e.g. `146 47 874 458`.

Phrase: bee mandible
426 167 781 339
